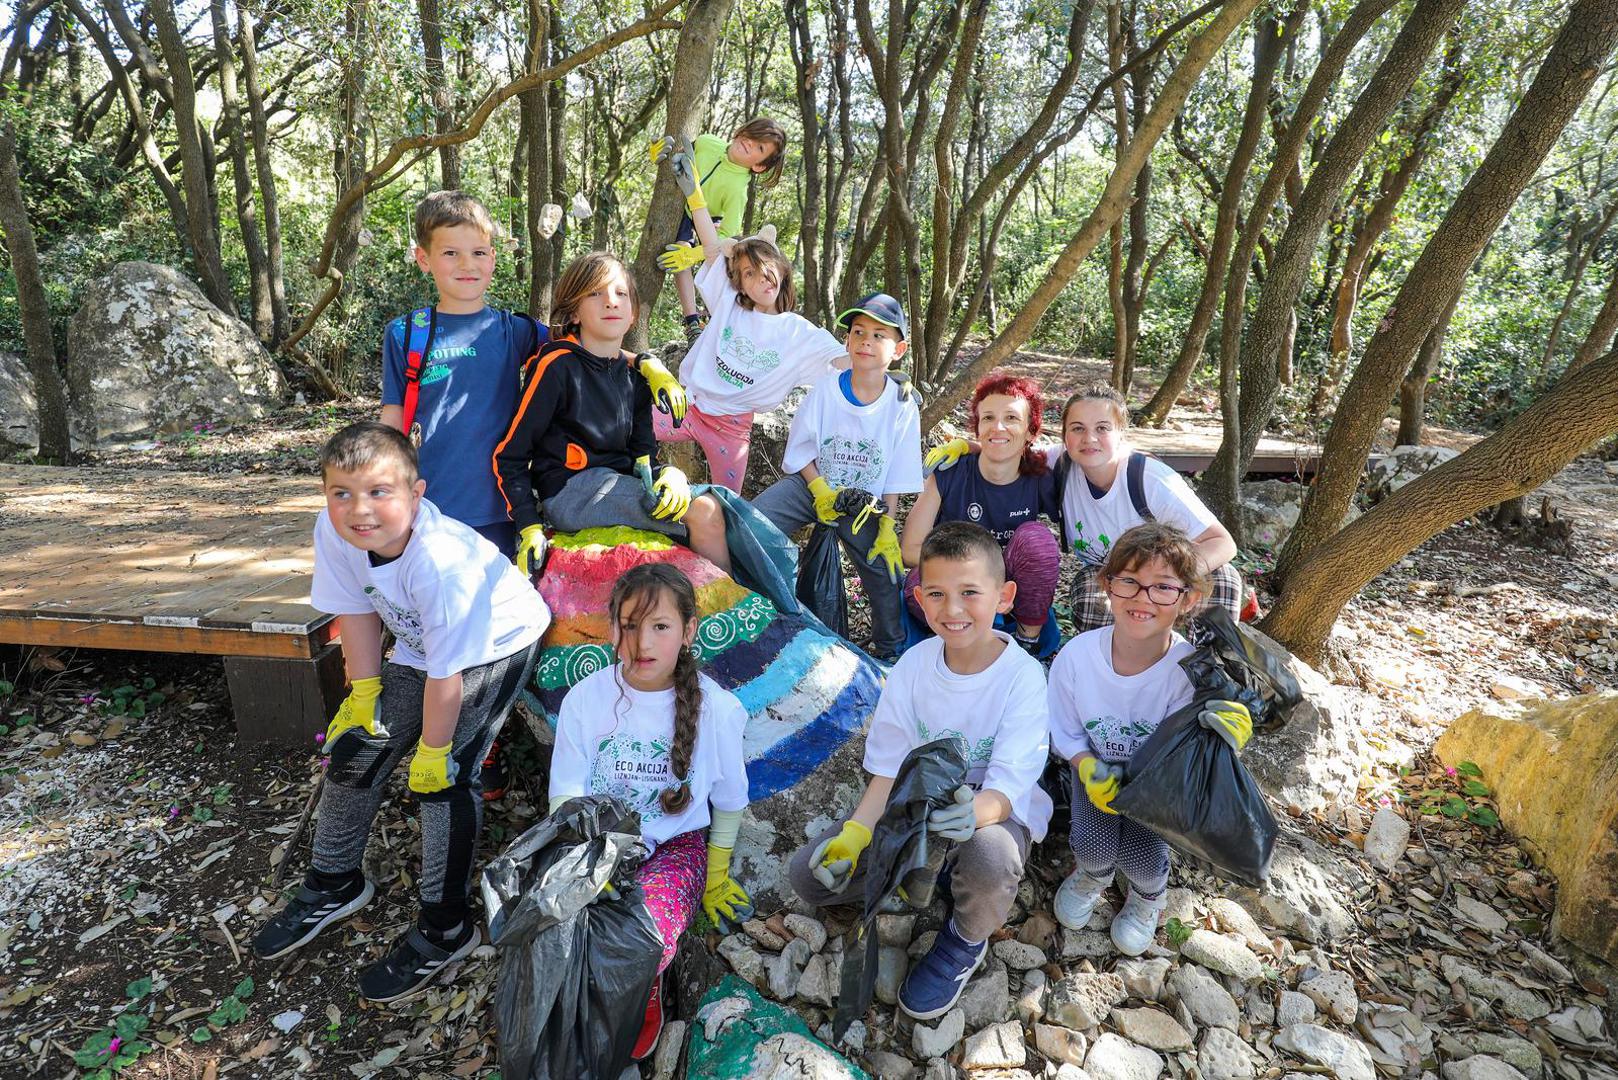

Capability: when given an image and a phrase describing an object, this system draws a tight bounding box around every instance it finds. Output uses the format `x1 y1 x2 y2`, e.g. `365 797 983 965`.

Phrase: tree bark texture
1396 284 1461 446
210 0 273 343
1272 0 1618 586
332 0 371 314
236 2 289 343
1567 259 1618 377
523 0 551 317
417 0 460 188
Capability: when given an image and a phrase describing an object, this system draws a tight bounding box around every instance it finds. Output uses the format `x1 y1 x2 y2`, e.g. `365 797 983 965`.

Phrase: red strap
400 348 424 434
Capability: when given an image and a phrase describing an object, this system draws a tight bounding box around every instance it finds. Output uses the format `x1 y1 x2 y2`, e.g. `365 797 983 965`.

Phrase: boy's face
414 223 495 313
572 264 636 343
728 135 774 173
845 314 906 375
323 460 425 560
914 553 1016 650
1063 399 1123 470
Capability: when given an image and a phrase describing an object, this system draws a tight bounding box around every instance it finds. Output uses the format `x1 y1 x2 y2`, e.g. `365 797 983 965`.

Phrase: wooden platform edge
0 613 334 660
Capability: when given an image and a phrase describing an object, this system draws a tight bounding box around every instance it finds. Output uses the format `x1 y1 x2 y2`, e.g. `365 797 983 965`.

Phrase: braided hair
609 563 702 815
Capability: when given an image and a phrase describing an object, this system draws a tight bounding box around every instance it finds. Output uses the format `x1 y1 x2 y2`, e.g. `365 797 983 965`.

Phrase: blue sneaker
897 919 987 1020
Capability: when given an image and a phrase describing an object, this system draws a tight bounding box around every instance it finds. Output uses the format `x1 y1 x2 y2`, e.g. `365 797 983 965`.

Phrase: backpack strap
398 306 438 439
513 311 544 374
1126 451 1154 522
1052 452 1072 554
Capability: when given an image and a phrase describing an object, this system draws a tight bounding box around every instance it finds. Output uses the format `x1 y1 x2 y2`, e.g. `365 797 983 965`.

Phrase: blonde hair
733 117 787 187
1061 382 1129 430
414 190 497 249
550 252 639 339
726 240 797 313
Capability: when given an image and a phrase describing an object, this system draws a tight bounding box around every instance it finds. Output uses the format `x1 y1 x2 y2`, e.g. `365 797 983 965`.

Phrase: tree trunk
1541 199 1617 373
924 0 1263 427
523 0 551 317
236 3 289 343
1396 284 1460 445
1272 0 1618 587
547 13 566 286
147 0 236 314
1137 11 1294 426
628 0 737 349
1202 0 1465 528
330 0 371 351
1567 260 1618 377
1259 346 1618 664
417 0 460 188
209 0 272 343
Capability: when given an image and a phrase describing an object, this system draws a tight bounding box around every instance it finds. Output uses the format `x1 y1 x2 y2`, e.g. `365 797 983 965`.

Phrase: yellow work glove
807 475 842 526
637 353 688 424
1078 756 1122 815
650 466 692 522
647 133 675 166
325 676 383 746
669 144 707 215
924 437 971 475
808 819 872 894
866 517 904 584
408 739 457 794
658 241 706 275
516 524 548 579
1198 698 1253 751
702 845 754 932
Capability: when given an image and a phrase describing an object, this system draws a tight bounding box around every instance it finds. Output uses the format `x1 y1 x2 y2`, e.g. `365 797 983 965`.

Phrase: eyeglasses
1106 574 1191 606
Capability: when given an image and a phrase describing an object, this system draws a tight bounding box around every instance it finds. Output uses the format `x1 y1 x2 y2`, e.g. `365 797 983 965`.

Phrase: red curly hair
971 370 1048 476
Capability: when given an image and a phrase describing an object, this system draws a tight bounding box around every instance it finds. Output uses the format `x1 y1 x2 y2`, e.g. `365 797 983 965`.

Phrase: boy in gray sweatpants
251 422 550 1004
787 522 1053 1024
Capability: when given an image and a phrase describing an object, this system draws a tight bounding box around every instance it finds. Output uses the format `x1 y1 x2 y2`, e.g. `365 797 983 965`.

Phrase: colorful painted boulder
526 526 885 898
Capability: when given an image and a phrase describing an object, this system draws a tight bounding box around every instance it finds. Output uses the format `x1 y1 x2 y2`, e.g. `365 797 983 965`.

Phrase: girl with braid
547 563 753 1060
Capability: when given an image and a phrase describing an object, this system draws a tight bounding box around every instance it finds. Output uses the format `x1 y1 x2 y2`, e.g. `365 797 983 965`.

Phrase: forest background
3 0 1618 663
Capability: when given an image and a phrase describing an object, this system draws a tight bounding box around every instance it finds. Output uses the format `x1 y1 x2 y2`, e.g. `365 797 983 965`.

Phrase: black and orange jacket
492 336 658 531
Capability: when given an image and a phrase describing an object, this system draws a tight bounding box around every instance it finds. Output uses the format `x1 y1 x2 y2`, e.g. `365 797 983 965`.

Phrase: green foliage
1164 916 1193 948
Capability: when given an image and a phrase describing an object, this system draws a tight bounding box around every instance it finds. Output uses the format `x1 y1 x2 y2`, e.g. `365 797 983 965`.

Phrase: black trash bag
833 738 968 1040
797 523 848 637
480 795 663 1080
1110 609 1302 887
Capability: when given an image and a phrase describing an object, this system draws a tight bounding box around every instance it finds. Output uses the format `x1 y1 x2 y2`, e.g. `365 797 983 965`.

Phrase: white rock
768 937 812 999
1274 1023 1375 1080
1276 990 1316 1027
1299 970 1358 1025
866 1051 915 1080
1109 1006 1193 1051
797 953 838 1006
1046 973 1126 1031
875 946 909 1007
1489 675 1539 702
1197 1026 1255 1080
718 934 767 987
1440 1056 1527 1080
1113 957 1172 1002
1205 898 1271 954
1458 1033 1541 1074
1051 1067 1094 1080
1083 1032 1163 1080
270 1010 303 1033
992 939 1048 970
1059 929 1115 960
653 1020 686 1080
1453 894 1509 934
923 1058 956 1080
1015 969 1048 1024
1167 964 1240 1031
913 1008 967 1059
1544 1004 1607 1047
878 913 917 947
1034 1023 1088 1067
1361 808 1410 873
748 1031 864 1078
836 1019 867 1055
1518 941 1574 984
1179 929 1265 983
962 1021 1026 1070
785 913 829 953
959 965 1012 1028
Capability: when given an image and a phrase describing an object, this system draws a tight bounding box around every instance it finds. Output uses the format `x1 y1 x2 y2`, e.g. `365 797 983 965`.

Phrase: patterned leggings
636 829 707 973
653 405 755 493
1069 779 1170 899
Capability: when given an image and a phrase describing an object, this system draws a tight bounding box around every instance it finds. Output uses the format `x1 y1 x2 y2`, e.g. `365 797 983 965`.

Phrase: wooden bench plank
0 613 325 659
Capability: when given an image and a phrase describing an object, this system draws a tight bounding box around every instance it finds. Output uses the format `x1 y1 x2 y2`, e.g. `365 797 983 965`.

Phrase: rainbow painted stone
525 526 885 895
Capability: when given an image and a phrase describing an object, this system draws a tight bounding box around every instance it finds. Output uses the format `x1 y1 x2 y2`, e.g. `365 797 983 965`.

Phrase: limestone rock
1109 1006 1193 1052
1456 1032 1543 1073
1046 973 1127 1032
1226 828 1363 944
1240 479 1362 551
0 350 38 453
1298 970 1357 1025
962 1022 1026 1070
922 1058 956 1080
769 937 813 1000
1082 1033 1163 1080
1453 894 1508 934
1274 1023 1375 1080
959 965 1012 1029
1014 969 1048 1024
1113 957 1171 1002
786 913 830 953
1051 1068 1094 1080
1275 990 1316 1027
1179 930 1264 983
1440 1057 1526 1080
718 934 767 987
1167 965 1240 1031
1034 1023 1087 1067
992 939 1048 970
878 914 918 947
913 1009 966 1059
875 946 909 1007
797 954 838 1006
866 1050 917 1080
1240 629 1366 813
1058 929 1115 960
747 1031 865 1078
1360 808 1410 873
653 1019 687 1080
65 261 284 446
1204 898 1270 954
1439 956 1549 1021
1197 1026 1255 1080
744 919 789 951
1434 692 1618 963
1364 444 1460 504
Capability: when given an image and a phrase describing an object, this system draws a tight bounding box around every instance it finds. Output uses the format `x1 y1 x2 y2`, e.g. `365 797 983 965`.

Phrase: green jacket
693 133 751 239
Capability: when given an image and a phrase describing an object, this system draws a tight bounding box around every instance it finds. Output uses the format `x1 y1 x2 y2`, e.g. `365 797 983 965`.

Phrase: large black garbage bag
1111 609 1302 886
480 795 663 1080
834 738 968 1039
797 524 848 637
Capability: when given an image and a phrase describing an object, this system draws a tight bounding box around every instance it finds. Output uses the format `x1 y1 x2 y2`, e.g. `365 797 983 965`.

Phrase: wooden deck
1126 426 1323 477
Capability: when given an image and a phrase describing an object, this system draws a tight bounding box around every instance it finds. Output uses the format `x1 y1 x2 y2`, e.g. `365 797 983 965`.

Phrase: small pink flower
79 694 98 705
1444 766 1457 778
107 1037 121 1058
1377 795 1391 807
314 732 326 745
167 806 180 818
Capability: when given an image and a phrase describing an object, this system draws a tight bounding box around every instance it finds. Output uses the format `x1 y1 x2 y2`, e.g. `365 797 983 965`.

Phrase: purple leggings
635 829 707 973
906 521 1061 629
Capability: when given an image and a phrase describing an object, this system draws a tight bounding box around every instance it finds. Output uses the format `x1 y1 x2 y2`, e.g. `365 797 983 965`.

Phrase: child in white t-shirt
252 422 550 1005
1047 522 1251 956
787 522 1051 1025
548 563 753 1061
752 292 922 659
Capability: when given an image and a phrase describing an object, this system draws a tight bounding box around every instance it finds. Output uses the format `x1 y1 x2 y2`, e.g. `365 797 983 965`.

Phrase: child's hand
809 819 872 894
516 524 548 580
926 785 977 842
702 845 754 932
647 134 676 165
658 241 706 275
650 467 692 522
1198 699 1253 751
924 438 971 475
326 676 384 746
634 455 657 497
669 145 707 214
807 476 842 525
1078 756 1123 815
888 370 919 405
866 517 905 584
636 353 688 424
408 739 457 794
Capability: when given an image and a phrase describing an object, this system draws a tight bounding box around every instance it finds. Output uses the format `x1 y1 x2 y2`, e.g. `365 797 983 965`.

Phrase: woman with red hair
899 371 1061 654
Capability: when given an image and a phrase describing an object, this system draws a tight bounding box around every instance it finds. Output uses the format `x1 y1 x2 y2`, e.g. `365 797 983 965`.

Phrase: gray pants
786 818 1030 943
542 467 689 541
753 474 904 657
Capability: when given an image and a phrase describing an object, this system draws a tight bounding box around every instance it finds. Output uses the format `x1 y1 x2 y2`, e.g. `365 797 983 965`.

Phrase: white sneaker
1110 888 1167 956
1054 870 1109 931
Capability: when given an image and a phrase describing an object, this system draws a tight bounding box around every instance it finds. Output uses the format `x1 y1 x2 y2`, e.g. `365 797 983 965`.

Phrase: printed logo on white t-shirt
362 585 425 658
917 721 995 769
590 732 675 822
819 434 885 489
1083 712 1155 762
715 327 782 388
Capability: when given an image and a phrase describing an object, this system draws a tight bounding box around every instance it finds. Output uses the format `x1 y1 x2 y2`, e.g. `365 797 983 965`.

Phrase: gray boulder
1363 444 1460 504
1239 480 1361 552
65 261 283 446
0 350 38 453
1226 827 1363 944
1242 625 1366 814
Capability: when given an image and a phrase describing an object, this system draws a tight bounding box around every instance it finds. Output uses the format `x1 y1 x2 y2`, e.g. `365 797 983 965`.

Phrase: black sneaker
358 923 478 1004
251 876 374 960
